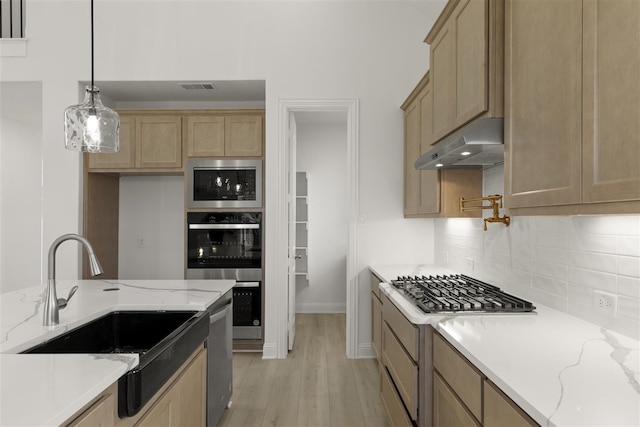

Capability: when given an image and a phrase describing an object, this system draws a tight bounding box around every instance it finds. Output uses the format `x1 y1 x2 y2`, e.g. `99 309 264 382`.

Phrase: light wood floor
218 313 389 427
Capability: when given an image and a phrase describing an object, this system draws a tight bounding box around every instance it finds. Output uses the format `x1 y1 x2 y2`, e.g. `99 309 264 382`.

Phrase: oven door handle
189 224 260 230
209 301 232 324
234 282 260 288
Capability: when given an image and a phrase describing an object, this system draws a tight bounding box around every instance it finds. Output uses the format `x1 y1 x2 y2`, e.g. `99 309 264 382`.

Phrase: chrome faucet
43 234 104 326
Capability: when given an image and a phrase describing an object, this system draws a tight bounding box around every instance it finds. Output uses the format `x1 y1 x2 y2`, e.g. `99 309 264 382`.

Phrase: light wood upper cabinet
404 88 423 216
402 73 482 219
505 0 640 213
582 0 640 204
186 113 264 158
87 115 135 169
504 0 583 209
87 113 182 171
135 116 182 169
426 0 503 145
225 115 263 157
185 115 225 157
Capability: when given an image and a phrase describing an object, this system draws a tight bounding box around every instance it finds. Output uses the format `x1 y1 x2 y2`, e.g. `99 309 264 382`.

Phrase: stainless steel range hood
414 117 504 170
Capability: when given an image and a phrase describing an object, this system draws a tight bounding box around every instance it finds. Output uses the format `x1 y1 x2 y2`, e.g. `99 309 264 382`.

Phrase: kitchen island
371 264 640 427
0 278 234 426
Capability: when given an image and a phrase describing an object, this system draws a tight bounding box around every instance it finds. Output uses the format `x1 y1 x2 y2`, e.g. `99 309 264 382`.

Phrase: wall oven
187 159 262 209
186 212 262 340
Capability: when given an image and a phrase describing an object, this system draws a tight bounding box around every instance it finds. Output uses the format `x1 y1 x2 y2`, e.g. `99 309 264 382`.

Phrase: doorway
274 99 359 359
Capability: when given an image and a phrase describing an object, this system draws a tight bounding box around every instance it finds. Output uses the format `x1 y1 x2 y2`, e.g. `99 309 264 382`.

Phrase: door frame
270 98 359 359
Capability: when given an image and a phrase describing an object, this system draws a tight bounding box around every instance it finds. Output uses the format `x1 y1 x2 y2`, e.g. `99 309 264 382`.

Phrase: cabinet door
186 115 225 157
418 81 441 215
505 0 582 208
431 23 456 142
404 99 421 216
67 393 115 427
453 0 488 128
582 0 640 203
136 348 206 427
87 115 135 169
225 115 263 157
371 292 382 361
433 372 481 427
484 380 537 427
380 367 413 427
135 116 182 169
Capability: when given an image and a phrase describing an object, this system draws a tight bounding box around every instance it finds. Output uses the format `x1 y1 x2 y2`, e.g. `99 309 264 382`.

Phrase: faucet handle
57 285 79 310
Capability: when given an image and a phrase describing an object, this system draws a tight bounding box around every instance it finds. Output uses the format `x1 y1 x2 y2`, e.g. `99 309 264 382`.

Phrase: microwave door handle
189 224 260 230
234 282 260 288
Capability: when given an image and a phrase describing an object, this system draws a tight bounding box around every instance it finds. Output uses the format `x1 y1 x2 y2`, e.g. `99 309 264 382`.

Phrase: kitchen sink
23 310 209 417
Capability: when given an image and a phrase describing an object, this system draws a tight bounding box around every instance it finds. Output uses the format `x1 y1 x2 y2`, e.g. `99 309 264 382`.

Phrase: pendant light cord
90 0 95 106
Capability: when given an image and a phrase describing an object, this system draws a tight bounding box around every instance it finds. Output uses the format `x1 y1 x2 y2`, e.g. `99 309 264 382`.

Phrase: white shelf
296 172 309 286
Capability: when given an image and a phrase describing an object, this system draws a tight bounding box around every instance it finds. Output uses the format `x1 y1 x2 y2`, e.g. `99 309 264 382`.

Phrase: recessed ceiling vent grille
179 82 217 90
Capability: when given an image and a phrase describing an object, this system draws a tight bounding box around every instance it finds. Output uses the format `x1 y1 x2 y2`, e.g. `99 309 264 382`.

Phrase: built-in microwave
187 159 263 209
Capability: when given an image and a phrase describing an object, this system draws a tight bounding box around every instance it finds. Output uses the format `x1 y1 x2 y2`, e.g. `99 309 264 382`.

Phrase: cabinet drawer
433 332 483 421
382 322 418 421
370 272 382 299
381 366 413 427
382 294 419 361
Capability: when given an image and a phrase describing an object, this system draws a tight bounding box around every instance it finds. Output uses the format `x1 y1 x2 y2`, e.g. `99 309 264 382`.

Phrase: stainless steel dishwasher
206 289 233 427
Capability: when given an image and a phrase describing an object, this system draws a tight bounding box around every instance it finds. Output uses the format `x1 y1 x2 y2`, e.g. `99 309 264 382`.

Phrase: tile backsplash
434 214 640 341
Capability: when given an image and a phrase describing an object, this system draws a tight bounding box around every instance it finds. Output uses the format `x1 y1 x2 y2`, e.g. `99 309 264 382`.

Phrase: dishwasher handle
209 301 232 324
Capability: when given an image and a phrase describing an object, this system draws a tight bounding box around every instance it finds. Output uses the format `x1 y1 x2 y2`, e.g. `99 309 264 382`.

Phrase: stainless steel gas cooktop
390 274 536 314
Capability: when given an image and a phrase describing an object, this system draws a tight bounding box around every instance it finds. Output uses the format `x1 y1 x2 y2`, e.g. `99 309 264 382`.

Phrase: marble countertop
0 278 235 426
370 264 640 427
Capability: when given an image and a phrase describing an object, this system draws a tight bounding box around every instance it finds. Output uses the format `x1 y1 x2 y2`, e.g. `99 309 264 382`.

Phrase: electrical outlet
594 290 617 316
138 236 145 248
465 257 475 271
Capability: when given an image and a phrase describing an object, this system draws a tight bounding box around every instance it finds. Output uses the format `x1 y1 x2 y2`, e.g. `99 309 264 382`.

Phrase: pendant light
64 0 119 153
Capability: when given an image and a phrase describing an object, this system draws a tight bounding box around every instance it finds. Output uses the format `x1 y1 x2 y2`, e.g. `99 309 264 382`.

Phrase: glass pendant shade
64 86 120 153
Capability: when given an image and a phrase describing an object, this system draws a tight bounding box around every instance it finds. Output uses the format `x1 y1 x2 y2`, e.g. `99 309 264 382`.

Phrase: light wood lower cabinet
433 372 480 427
63 346 206 427
370 272 383 362
483 380 537 427
380 293 431 427
432 331 540 427
136 346 206 427
67 393 116 427
433 333 482 421
381 367 414 427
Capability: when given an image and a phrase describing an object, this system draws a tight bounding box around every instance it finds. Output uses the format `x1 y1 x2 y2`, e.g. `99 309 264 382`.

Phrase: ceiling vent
179 82 217 90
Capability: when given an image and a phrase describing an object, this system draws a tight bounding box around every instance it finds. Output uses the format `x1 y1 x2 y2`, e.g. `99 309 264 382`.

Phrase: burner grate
391 274 535 314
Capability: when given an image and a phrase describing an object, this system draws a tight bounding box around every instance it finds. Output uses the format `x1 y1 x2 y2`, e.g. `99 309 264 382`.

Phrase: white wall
0 82 43 292
118 176 185 279
434 165 640 341
295 118 348 313
0 0 445 356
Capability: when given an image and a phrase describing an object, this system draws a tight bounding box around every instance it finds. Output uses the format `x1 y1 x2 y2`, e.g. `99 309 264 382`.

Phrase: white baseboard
357 343 376 359
261 342 278 359
295 302 346 313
